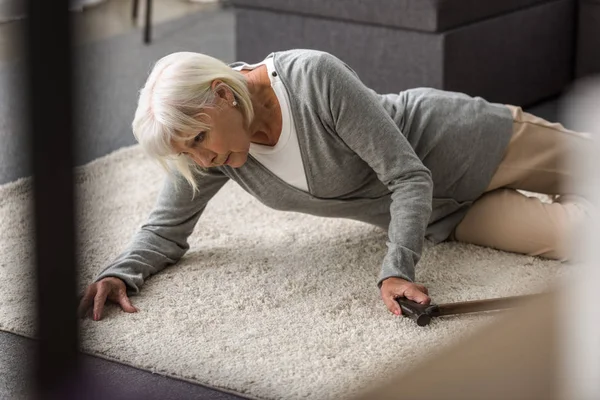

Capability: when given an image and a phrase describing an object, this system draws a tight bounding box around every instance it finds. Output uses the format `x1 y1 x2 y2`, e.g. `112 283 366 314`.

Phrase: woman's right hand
380 277 431 316
78 277 139 321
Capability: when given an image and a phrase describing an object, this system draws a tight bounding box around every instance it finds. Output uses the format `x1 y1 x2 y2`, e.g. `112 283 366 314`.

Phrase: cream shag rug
0 145 567 400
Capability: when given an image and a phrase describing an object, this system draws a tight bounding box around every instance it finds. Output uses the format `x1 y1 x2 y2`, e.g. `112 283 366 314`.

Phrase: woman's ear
211 80 233 103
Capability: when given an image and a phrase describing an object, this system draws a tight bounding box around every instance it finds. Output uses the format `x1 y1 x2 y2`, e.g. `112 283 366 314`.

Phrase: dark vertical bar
26 0 79 398
570 0 579 80
132 0 139 21
144 0 153 44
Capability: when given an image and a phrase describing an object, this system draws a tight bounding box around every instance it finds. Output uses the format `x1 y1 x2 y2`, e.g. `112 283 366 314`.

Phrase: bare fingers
92 283 110 321
381 292 403 316
78 286 96 319
115 288 139 314
404 285 431 305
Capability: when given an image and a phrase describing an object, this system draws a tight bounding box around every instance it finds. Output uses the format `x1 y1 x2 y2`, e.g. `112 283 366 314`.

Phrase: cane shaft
436 294 540 316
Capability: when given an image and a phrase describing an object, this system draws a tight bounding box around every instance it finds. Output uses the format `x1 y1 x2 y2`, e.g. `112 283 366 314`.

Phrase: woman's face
172 98 251 169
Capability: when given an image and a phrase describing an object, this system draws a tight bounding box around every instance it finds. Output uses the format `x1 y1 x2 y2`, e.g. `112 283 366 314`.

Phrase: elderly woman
78 49 591 321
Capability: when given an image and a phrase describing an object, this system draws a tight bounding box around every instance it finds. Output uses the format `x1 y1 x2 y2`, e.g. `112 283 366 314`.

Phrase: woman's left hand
380 277 431 316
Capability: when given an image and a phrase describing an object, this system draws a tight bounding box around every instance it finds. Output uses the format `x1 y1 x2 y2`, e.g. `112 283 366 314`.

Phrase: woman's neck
242 66 282 147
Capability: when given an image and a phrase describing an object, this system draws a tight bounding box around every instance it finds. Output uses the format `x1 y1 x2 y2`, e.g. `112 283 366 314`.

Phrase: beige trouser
450 105 593 261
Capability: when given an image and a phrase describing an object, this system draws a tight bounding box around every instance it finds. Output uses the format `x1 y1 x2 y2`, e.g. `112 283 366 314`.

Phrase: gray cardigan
95 49 513 293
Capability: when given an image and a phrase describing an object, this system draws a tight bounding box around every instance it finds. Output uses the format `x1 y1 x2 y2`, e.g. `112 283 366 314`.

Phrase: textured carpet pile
0 145 566 399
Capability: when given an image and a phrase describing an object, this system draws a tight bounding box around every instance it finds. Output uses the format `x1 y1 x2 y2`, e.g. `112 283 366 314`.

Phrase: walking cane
396 293 542 326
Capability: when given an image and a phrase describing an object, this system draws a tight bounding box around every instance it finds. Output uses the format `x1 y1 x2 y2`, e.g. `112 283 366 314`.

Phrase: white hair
132 52 254 193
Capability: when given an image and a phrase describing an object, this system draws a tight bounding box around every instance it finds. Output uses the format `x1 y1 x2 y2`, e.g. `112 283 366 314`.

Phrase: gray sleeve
315 52 433 286
94 168 230 294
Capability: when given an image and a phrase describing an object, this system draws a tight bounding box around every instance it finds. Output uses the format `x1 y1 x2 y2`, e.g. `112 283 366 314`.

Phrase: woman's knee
452 188 573 260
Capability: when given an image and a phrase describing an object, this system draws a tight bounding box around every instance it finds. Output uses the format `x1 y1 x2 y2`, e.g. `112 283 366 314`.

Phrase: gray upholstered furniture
231 0 579 106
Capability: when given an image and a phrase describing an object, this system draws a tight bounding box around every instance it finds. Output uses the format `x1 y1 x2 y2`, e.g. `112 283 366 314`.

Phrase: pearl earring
232 101 238 106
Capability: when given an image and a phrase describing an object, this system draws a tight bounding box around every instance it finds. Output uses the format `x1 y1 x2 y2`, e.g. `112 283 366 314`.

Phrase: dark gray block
230 0 550 32
235 0 575 105
236 7 444 87
443 0 575 105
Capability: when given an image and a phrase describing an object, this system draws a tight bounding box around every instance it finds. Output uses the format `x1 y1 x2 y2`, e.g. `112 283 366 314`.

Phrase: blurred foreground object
558 76 600 400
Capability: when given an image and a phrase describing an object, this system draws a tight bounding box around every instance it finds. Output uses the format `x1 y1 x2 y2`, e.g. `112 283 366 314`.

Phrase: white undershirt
233 58 309 192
